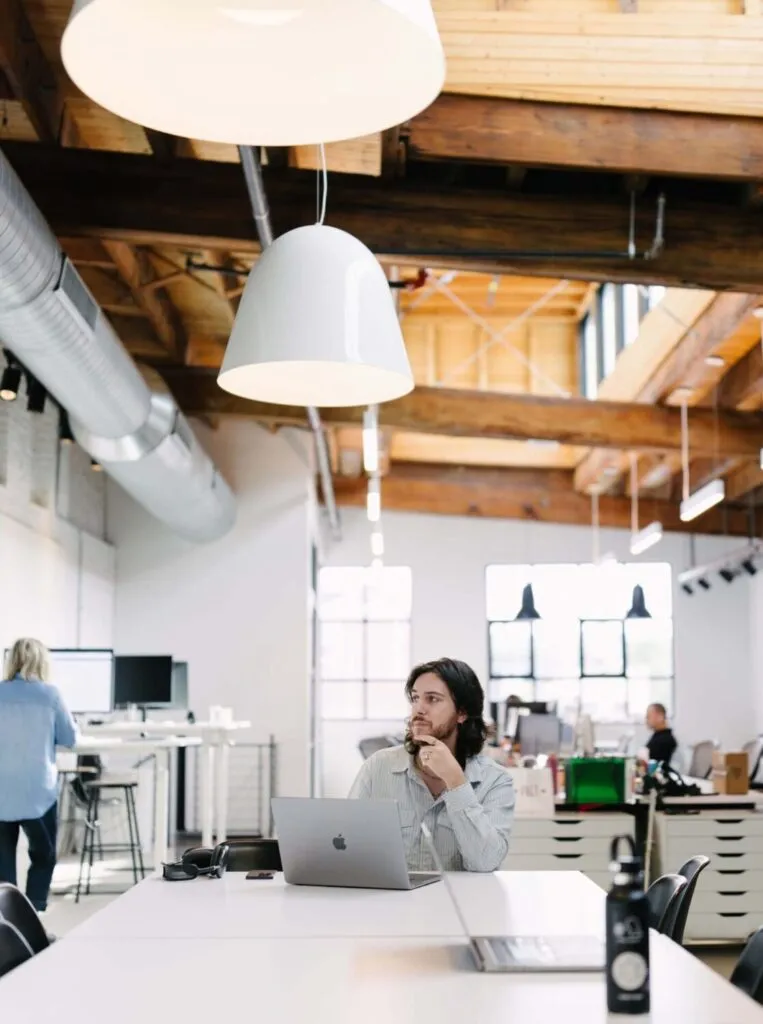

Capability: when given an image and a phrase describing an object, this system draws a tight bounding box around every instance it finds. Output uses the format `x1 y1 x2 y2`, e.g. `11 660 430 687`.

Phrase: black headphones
161 843 230 881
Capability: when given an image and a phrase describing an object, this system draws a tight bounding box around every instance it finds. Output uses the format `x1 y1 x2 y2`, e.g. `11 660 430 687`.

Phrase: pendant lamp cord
680 400 690 502
315 143 328 225
630 453 638 534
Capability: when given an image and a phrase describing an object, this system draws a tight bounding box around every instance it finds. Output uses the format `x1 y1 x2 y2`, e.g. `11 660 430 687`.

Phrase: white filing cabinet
503 812 634 890
659 811 763 943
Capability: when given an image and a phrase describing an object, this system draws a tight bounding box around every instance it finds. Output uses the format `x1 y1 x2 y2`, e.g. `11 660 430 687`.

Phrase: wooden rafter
406 95 763 182
0 1 64 142
330 463 759 537
160 370 763 458
102 241 185 360
11 143 763 291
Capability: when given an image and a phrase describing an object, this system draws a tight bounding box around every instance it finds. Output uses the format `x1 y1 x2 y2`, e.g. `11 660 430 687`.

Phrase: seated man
645 702 678 766
349 657 514 872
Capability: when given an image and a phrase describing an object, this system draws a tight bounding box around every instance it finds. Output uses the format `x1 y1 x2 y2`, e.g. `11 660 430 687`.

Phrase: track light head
742 559 758 576
0 364 21 402
681 583 693 595
697 577 711 590
719 568 735 583
26 376 46 415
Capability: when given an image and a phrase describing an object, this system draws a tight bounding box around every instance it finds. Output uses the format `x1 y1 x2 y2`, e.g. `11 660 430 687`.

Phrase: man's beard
404 714 460 758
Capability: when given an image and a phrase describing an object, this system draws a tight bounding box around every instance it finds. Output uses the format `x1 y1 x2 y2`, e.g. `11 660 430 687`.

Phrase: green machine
565 756 628 804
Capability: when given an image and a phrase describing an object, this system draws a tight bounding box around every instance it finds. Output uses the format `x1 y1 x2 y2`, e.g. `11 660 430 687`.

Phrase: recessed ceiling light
704 355 725 368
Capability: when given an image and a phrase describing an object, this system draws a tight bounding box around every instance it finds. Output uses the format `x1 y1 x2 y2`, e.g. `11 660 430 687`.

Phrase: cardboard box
711 751 749 795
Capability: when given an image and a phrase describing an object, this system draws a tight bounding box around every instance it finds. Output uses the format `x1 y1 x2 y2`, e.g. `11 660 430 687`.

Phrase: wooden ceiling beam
718 340 763 411
9 142 763 290
331 463 759 537
102 241 185 360
574 292 761 493
407 95 763 182
160 369 763 458
0 2 64 142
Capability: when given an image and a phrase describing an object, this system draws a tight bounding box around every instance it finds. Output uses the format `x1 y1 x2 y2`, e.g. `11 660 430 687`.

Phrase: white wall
748 574 763 735
108 419 315 799
320 509 754 796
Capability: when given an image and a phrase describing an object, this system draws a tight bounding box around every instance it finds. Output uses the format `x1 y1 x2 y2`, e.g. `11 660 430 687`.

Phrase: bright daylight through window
486 562 673 724
318 566 412 721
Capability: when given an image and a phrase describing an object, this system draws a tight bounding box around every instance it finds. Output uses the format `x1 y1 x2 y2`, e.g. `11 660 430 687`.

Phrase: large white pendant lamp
61 0 445 146
217 224 414 407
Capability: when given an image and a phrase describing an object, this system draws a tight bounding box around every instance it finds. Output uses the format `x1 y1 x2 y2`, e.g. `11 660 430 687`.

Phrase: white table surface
66 870 604 940
1 931 762 1024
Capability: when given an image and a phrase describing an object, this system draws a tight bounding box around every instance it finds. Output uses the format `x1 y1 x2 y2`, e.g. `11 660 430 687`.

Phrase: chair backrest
731 926 763 1005
663 855 711 945
358 736 397 761
69 754 103 806
646 873 688 937
688 741 715 780
743 739 763 782
0 884 49 978
220 839 282 872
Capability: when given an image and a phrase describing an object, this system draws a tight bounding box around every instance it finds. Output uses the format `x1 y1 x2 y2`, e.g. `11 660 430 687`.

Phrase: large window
486 562 673 722
318 566 412 721
580 284 668 398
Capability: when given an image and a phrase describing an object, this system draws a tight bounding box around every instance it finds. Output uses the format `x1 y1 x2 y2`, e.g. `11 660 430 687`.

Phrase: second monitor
114 655 173 708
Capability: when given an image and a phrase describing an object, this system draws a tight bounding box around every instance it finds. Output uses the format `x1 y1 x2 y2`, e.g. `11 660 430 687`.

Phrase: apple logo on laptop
332 834 347 851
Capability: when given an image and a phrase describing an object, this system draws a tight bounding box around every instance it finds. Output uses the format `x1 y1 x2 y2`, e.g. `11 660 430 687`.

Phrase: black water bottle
606 834 650 1015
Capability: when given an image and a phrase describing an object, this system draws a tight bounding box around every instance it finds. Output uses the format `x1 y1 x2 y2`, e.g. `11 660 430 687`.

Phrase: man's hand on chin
417 735 466 791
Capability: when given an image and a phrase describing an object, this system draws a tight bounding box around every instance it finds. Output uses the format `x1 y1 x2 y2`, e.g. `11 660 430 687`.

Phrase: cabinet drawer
664 816 763 839
665 837 763 862
503 853 609 872
702 869 763 892
685 912 763 942
515 815 632 839
510 836 613 856
692 892 763 914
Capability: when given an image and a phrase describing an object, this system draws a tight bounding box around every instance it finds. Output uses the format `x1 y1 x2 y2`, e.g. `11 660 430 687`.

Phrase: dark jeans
0 802 57 911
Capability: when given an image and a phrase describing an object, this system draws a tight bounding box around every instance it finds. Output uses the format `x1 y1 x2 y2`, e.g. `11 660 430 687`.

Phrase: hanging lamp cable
680 400 690 502
315 143 328 226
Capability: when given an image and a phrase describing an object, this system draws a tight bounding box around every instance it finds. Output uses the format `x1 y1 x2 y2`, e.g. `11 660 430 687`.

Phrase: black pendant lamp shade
626 584 651 619
515 583 541 620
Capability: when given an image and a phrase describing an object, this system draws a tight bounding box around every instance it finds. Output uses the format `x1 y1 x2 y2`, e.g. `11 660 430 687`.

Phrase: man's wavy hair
404 657 487 768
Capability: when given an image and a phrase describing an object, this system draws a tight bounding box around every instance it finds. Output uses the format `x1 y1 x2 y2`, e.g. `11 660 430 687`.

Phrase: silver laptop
271 797 440 891
420 824 605 973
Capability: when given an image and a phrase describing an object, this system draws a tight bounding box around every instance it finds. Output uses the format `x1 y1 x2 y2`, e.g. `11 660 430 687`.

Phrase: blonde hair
5 638 50 682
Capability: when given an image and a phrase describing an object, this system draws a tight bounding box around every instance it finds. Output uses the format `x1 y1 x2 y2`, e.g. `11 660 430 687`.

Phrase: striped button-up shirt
349 745 514 872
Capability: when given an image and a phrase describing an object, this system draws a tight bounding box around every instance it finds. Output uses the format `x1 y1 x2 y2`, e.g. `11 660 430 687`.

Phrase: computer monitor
171 661 189 709
519 714 562 757
48 648 114 715
114 655 173 708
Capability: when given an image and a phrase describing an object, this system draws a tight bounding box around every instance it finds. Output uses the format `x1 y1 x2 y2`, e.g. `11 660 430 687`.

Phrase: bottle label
613 916 645 944
611 951 648 991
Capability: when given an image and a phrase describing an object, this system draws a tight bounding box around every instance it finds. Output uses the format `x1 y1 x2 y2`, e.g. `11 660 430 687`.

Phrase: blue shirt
0 676 78 821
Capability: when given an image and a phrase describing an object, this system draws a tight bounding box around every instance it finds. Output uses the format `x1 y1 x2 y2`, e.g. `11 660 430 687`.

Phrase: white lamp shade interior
217 224 413 408
61 0 445 145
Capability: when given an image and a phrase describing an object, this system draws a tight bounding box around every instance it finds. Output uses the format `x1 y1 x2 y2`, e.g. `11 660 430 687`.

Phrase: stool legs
75 784 145 900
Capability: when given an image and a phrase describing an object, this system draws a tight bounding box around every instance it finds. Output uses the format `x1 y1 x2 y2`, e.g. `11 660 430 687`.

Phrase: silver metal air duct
0 146 235 542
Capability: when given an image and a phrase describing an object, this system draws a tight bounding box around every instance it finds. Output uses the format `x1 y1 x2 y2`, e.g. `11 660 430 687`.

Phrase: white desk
78 720 251 846
1 873 763 1023
58 737 201 868
68 871 602 940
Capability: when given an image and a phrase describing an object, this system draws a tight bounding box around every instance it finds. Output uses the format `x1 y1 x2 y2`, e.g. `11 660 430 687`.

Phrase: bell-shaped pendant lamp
217 224 414 407
515 584 541 621
61 0 446 146
625 585 652 619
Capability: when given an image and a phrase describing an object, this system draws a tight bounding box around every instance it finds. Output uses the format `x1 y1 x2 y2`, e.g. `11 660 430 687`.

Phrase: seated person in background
349 657 514 872
0 638 78 912
645 702 678 766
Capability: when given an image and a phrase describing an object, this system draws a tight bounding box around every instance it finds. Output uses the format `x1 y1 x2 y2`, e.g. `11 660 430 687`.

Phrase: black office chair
662 855 710 945
731 927 763 1005
646 873 688 938
219 839 282 872
0 884 49 979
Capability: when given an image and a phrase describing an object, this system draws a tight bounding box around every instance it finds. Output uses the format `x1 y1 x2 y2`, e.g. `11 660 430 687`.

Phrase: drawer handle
552 821 584 828
553 838 583 844
552 854 583 860
719 913 747 918
716 837 743 842
718 870 745 876
716 853 744 859
714 819 744 825
718 891 746 897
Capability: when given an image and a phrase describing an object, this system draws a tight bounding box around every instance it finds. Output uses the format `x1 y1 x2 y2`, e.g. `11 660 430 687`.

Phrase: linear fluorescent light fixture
679 478 725 523
630 521 664 556
370 531 384 558
366 476 381 523
362 406 379 473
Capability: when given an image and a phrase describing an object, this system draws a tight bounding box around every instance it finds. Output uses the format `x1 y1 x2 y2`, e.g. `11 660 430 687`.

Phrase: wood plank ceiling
2 0 763 534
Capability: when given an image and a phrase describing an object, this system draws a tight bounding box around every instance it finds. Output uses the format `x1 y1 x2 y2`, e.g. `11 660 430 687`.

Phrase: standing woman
0 638 77 911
